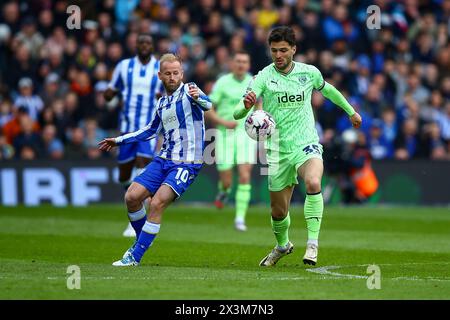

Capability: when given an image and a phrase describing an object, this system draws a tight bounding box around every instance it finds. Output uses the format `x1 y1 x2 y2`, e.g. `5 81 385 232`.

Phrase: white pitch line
3 261 449 283
306 265 367 279
306 262 450 282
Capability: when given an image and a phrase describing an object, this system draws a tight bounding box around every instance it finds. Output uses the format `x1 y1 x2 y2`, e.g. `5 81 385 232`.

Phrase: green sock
235 184 251 222
271 213 290 247
304 193 324 241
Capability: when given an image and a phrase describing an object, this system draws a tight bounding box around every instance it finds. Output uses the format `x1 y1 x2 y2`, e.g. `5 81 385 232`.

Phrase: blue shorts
117 137 157 164
134 156 203 199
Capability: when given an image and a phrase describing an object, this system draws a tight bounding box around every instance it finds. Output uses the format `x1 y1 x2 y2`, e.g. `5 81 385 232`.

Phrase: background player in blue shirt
103 33 164 237
99 53 211 266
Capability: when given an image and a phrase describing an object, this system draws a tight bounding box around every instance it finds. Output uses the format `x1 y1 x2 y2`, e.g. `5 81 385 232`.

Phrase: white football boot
122 241 137 259
234 218 247 232
235 221 248 232
122 222 136 237
259 241 294 266
302 243 318 265
112 253 139 267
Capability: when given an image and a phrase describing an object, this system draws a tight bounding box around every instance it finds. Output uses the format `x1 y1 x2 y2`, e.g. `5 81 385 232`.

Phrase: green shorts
266 143 323 192
215 127 257 171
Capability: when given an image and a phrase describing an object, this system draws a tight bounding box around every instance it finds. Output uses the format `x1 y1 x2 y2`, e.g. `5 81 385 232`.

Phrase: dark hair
268 26 296 46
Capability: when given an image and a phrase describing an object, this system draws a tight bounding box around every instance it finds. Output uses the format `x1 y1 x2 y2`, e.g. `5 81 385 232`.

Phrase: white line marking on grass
307 265 367 279
306 262 450 282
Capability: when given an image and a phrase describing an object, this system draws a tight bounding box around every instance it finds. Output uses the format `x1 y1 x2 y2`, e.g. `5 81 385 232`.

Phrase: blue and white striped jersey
108 55 164 133
115 83 212 163
14 95 44 121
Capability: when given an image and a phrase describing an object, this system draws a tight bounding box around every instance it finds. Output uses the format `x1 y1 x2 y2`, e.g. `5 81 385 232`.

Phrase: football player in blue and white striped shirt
104 32 164 237
99 53 211 266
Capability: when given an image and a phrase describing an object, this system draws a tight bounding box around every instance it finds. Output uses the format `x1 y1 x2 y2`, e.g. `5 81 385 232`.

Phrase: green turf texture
0 205 449 299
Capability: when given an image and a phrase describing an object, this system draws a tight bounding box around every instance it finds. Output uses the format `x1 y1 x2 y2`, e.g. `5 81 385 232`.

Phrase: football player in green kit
206 51 257 231
234 26 362 266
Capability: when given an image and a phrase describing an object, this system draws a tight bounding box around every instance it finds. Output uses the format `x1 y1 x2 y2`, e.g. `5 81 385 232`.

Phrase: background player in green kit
206 51 257 232
234 26 362 265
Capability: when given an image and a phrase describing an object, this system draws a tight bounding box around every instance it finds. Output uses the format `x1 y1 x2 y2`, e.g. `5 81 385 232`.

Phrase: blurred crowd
0 0 449 161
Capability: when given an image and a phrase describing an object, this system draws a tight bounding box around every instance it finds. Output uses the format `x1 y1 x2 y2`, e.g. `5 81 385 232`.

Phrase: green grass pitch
0 204 449 299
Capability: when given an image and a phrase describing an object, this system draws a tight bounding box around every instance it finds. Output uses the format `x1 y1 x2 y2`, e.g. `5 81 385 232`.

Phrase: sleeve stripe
317 80 325 91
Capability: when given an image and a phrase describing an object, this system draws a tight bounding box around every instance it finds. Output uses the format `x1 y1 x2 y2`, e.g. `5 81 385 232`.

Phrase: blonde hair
159 53 182 69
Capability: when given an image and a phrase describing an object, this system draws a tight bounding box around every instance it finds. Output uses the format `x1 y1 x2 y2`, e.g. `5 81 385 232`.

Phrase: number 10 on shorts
175 168 189 183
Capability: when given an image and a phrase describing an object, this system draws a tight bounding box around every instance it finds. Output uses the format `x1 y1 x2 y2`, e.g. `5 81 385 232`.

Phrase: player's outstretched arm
99 111 162 151
320 82 362 128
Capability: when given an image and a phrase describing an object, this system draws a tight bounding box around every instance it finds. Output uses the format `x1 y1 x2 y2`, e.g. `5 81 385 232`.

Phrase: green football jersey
248 61 325 152
209 73 253 130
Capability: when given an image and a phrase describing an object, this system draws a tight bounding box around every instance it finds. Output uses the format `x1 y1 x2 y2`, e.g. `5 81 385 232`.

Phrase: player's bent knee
125 190 142 207
305 177 321 193
150 197 167 213
270 204 288 219
238 174 251 184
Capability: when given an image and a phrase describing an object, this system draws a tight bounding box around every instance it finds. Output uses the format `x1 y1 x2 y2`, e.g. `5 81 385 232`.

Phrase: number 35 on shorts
302 144 322 156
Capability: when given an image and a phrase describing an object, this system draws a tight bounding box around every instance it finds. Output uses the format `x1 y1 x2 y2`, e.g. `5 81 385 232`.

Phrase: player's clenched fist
244 91 257 109
350 112 362 129
188 83 199 100
98 138 118 152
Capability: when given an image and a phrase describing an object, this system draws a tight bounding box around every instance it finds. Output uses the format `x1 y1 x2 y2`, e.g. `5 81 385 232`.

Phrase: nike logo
176 181 182 185
271 80 278 85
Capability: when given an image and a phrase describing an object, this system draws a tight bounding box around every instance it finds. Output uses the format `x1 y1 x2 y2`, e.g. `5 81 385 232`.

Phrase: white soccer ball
245 110 276 141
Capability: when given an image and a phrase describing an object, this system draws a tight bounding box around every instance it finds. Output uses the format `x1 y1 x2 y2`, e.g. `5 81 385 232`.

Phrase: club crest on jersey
299 75 308 84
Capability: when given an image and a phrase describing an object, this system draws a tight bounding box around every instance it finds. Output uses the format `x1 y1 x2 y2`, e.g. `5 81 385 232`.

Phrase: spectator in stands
93 81 119 131
420 90 444 123
1 1 20 35
361 83 384 119
2 106 40 145
7 44 36 92
82 117 106 152
41 123 64 159
49 98 68 142
13 77 44 121
12 16 44 60
405 72 430 106
64 127 87 160
394 118 422 160
347 54 371 98
40 72 68 106
368 119 394 160
70 70 95 119
380 107 398 144
13 112 44 158
423 122 447 160
322 4 359 45
257 0 279 30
